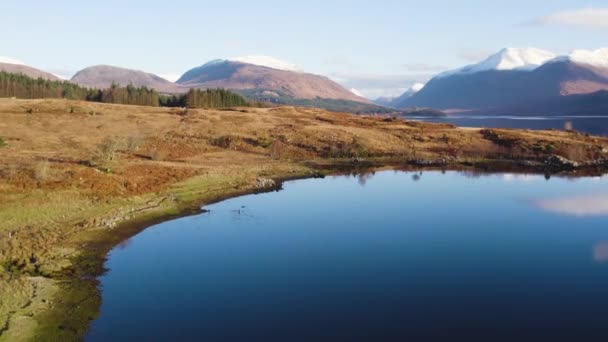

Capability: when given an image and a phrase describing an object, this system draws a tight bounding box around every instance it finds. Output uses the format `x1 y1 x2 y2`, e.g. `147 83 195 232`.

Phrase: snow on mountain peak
480 48 556 71
230 55 302 72
0 56 24 65
438 48 557 78
410 82 425 92
561 48 608 69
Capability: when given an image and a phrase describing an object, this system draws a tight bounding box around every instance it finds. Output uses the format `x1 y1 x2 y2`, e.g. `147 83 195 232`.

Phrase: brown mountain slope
176 60 371 103
0 62 60 81
71 65 184 93
560 63 608 95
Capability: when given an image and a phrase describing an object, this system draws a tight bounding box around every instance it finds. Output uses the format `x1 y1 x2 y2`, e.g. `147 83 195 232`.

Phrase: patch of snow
0 56 24 65
410 82 425 92
397 82 426 99
201 59 226 68
350 88 365 97
229 55 302 72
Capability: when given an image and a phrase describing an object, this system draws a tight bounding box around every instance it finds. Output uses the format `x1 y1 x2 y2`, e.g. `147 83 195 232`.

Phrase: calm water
86 171 608 341
413 115 608 136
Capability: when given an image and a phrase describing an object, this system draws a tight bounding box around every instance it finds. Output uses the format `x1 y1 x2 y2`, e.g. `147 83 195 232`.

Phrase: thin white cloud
527 7 608 29
401 62 448 73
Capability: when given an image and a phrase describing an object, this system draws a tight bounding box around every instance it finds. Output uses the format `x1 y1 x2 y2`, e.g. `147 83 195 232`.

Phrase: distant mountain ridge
64 57 375 112
176 59 371 103
71 65 183 93
0 62 60 81
394 48 608 115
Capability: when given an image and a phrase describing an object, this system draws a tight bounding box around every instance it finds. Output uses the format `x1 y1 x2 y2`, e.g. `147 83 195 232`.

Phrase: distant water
87 171 608 341
412 115 608 136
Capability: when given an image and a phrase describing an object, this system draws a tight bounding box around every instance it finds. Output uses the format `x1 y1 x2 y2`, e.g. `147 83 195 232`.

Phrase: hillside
0 62 60 81
395 48 608 114
71 65 184 93
176 60 371 103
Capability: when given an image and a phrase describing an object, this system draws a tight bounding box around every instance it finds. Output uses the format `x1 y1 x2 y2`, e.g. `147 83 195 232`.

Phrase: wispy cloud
401 62 448 73
457 50 495 63
526 7 608 29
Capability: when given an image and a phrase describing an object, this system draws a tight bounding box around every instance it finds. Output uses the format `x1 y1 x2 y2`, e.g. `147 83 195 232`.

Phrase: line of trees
0 71 249 109
183 88 248 108
159 89 248 108
0 71 96 100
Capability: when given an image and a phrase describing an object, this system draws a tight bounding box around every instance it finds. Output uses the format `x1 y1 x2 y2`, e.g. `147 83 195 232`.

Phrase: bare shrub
125 136 144 152
209 135 234 148
94 137 124 164
34 161 50 181
560 144 587 161
270 140 286 159
0 162 18 179
150 149 167 161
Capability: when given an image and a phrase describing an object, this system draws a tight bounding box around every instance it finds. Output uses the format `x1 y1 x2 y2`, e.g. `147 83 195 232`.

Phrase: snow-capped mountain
230 56 302 72
388 83 425 108
551 48 608 69
176 58 371 103
395 48 608 114
439 48 556 78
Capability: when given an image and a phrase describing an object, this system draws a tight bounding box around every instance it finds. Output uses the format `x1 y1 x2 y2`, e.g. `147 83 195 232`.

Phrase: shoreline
32 161 608 341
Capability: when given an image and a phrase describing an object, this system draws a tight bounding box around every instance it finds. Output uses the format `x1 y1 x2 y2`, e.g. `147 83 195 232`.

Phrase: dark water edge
411 115 608 136
86 170 608 341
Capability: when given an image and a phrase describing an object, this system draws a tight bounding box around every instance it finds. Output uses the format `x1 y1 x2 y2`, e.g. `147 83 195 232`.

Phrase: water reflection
536 194 608 217
594 242 608 263
88 170 608 341
502 174 543 182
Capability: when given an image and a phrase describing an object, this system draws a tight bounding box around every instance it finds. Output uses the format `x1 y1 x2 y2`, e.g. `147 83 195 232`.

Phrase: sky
3 0 608 98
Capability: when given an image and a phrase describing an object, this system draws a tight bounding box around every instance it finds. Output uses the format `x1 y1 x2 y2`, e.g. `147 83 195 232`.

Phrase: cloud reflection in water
536 194 608 217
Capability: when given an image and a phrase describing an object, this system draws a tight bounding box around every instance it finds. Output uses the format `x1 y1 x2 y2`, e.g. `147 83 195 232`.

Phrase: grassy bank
1 98 608 341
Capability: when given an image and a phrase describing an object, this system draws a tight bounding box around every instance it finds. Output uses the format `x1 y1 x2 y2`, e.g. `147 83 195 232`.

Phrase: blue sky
3 0 607 97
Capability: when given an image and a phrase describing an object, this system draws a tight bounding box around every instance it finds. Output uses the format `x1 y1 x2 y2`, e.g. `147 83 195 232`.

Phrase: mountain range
2 49 608 116
0 55 373 112
390 48 608 115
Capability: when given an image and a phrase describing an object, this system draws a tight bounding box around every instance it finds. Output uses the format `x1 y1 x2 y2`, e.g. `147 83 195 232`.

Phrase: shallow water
86 171 608 341
413 115 608 136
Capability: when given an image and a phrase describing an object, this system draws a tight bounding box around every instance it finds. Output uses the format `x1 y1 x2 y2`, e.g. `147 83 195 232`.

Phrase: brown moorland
1 98 608 341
